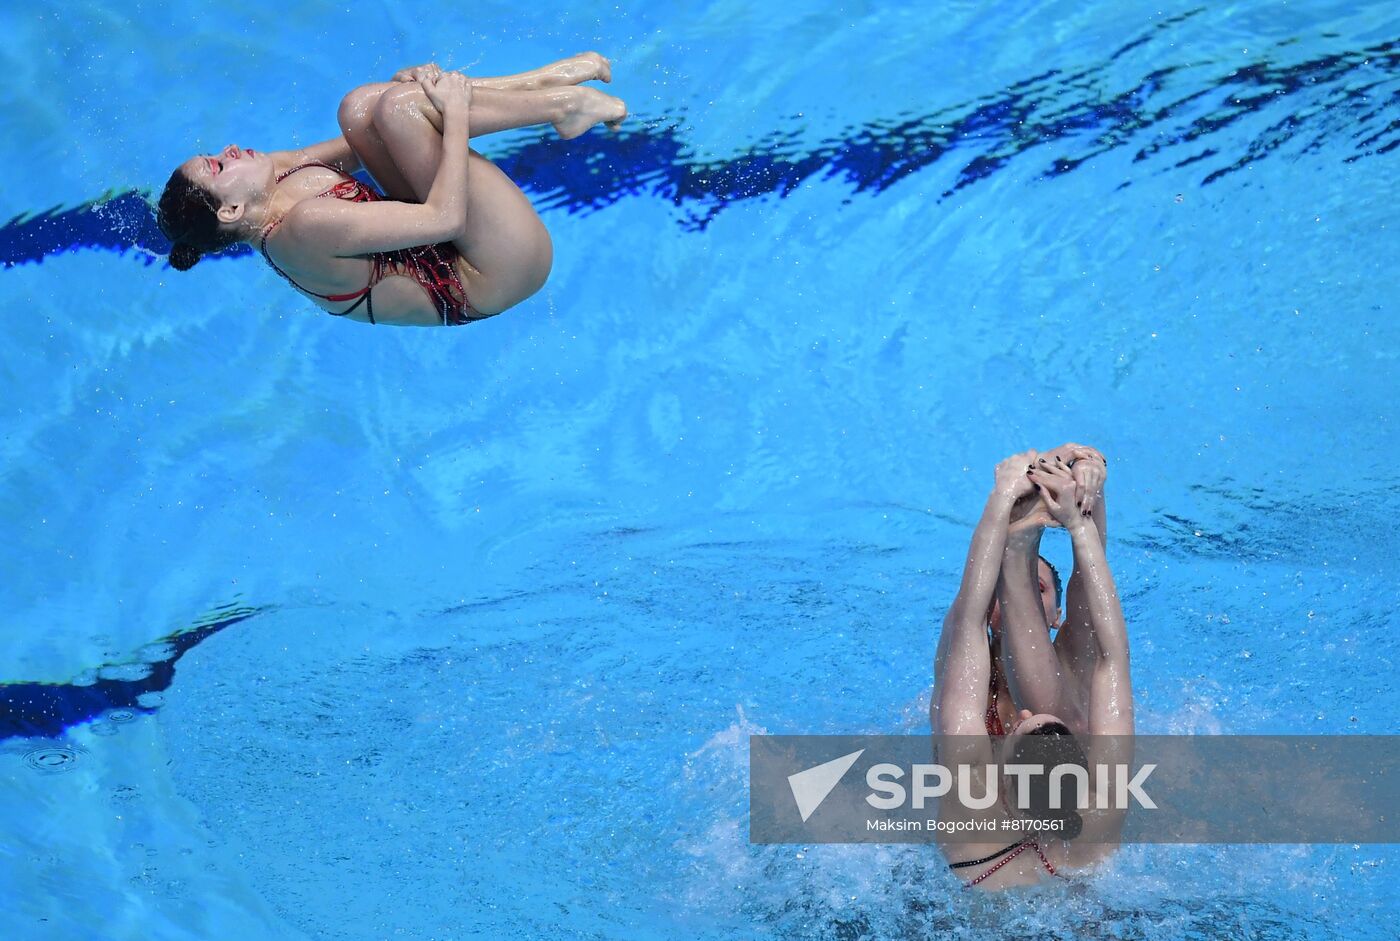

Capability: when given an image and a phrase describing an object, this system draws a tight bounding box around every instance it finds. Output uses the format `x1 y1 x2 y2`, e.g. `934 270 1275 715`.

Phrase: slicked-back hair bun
168 242 203 271
156 167 238 271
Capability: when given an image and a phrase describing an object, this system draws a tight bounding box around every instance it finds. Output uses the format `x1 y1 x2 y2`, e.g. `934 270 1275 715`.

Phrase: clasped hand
994 443 1107 536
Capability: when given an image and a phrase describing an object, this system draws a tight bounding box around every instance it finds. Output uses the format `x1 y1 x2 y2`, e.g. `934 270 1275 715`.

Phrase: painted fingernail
1033 483 1041 491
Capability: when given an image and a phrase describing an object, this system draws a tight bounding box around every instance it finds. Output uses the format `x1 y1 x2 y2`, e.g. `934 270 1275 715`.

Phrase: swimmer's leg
339 82 625 198
368 82 626 313
470 52 612 91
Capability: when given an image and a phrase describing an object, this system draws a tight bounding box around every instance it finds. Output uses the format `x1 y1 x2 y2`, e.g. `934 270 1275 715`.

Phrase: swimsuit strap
957 839 1060 889
1030 840 1058 876
948 841 1025 870
963 840 1058 884
258 229 375 304
962 840 1033 888
274 160 344 183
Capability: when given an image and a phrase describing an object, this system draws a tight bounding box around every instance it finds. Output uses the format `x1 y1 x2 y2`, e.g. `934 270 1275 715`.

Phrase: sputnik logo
787 749 864 822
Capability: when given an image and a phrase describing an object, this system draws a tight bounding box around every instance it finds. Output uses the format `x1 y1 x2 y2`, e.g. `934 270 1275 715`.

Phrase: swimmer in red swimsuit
930 446 1134 889
156 54 626 327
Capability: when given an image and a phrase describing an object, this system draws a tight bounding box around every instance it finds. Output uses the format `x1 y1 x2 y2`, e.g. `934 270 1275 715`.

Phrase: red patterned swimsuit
259 162 479 326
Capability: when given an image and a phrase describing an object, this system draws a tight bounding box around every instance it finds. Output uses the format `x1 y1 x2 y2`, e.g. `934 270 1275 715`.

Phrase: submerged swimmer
931 447 1133 889
156 55 626 326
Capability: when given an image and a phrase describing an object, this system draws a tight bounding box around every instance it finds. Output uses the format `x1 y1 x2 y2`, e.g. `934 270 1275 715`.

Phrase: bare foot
535 52 611 89
570 51 611 84
553 87 627 139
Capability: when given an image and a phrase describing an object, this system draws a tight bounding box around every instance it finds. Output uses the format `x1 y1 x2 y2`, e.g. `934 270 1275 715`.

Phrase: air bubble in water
23 744 83 774
99 663 153 682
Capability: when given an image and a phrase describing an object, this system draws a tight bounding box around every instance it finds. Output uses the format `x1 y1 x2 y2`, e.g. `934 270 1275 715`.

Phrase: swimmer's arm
1090 487 1107 544
933 584 998 826
288 136 365 176
1077 535 1133 844
933 491 1015 737
1058 452 1108 660
932 615 992 739
1067 518 1134 737
933 451 1037 735
289 78 470 255
1060 486 1107 627
933 585 997 827
997 533 1076 721
283 195 460 256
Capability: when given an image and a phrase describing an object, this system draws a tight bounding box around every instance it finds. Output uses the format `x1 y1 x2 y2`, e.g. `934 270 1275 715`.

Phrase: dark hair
1038 555 1063 609
1010 725 1087 840
156 168 238 271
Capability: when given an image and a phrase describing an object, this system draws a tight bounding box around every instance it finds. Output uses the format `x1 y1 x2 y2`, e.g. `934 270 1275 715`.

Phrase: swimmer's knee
337 85 381 137
371 82 428 129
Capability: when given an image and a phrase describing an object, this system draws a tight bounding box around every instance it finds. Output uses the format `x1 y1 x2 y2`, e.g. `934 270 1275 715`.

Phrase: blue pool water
2 1 1398 938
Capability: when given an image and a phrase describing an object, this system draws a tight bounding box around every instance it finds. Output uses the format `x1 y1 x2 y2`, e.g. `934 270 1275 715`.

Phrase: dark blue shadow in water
1 22 1395 268
0 605 260 742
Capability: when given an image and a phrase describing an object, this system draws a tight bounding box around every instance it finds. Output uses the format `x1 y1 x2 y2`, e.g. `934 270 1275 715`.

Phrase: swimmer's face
178 145 272 221
987 559 1061 633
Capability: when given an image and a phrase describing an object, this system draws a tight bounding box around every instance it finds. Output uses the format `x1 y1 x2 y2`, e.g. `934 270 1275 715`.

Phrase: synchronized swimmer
157 54 625 326
932 444 1134 889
